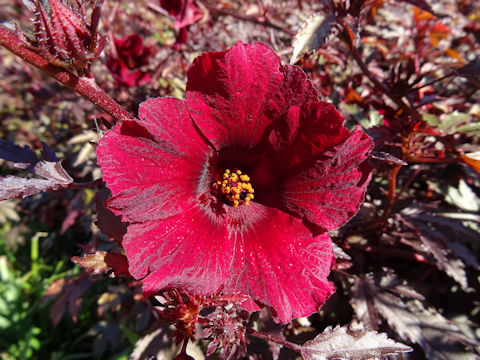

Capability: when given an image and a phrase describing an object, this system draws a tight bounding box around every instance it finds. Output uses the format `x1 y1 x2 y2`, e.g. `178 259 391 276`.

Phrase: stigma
213 169 254 207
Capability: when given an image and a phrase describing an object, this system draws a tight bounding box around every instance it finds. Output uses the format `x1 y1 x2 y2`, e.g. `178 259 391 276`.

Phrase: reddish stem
204 4 296 36
0 27 134 122
246 328 302 353
70 179 104 189
346 39 423 125
382 164 402 219
393 167 421 202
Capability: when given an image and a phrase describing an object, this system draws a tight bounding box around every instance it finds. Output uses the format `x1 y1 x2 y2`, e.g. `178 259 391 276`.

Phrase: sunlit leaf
290 12 336 64
300 325 412 360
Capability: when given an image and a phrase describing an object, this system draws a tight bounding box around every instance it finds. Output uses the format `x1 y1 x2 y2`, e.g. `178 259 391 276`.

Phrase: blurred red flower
97 42 373 323
106 34 153 87
160 0 203 46
160 0 203 29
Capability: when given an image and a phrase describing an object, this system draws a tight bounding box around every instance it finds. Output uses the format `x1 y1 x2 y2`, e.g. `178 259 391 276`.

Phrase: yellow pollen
213 168 255 207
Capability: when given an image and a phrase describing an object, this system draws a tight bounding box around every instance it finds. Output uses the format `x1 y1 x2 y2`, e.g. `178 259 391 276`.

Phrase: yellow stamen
213 168 255 207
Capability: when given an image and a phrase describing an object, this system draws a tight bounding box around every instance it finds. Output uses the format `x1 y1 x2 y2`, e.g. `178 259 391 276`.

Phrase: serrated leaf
0 140 39 169
0 175 71 201
351 275 478 360
401 214 469 289
290 12 336 64
412 210 480 269
300 325 412 360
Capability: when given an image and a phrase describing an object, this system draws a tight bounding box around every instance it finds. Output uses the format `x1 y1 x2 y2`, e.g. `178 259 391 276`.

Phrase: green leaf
456 122 480 134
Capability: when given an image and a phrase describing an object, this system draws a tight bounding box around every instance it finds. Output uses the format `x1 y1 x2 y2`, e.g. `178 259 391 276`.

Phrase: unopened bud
32 0 106 70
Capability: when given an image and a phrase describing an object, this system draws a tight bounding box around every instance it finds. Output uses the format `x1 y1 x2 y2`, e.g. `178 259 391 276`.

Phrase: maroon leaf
455 58 480 77
95 193 128 245
0 141 73 201
42 276 92 325
369 151 407 165
400 210 471 288
61 192 83 234
0 139 39 169
104 252 130 277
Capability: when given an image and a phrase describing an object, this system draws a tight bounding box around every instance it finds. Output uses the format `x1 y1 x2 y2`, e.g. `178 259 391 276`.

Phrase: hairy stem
246 328 302 353
0 27 134 122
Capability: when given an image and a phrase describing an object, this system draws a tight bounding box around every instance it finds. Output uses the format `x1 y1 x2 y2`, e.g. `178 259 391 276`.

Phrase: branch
0 26 134 122
204 4 296 36
246 328 302 353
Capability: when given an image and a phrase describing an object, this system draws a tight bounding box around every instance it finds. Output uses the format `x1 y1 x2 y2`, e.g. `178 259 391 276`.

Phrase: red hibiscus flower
97 42 373 323
106 34 153 87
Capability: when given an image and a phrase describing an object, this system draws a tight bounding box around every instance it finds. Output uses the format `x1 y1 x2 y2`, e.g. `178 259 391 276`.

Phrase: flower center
213 169 255 207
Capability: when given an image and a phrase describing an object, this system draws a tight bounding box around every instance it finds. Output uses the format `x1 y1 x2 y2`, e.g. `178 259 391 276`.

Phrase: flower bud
32 0 106 70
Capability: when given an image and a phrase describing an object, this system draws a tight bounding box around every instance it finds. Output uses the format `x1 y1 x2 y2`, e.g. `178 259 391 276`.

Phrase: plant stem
246 328 302 353
414 72 454 91
382 164 402 219
347 41 423 124
0 27 134 122
204 4 296 36
70 179 104 189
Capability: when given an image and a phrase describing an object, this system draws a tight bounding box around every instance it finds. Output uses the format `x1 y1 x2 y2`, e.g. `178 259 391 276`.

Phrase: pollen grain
213 169 255 207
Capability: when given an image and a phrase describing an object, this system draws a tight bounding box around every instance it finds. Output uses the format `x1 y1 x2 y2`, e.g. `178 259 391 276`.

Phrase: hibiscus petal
186 42 318 150
128 197 334 324
124 194 232 288
282 127 373 232
268 101 351 171
225 204 335 323
96 98 212 223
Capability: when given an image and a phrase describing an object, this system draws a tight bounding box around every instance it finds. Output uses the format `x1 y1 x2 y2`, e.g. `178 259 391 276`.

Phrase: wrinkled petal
282 127 373 231
127 197 334 324
186 42 318 150
124 194 231 288
97 98 212 223
225 204 335 323
268 101 350 172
